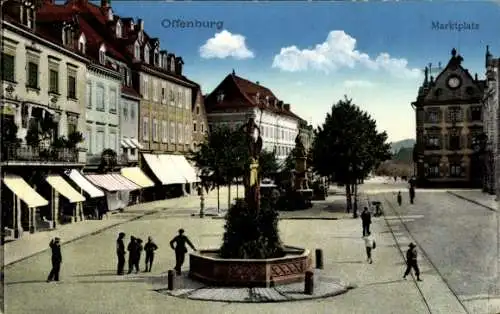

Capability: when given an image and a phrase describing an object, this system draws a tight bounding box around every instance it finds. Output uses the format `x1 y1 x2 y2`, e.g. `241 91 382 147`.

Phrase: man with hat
116 232 126 275
170 229 196 275
403 242 422 281
47 237 62 282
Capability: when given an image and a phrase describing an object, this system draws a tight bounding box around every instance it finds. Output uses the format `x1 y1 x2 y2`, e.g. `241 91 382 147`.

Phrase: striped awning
121 139 131 148
65 169 105 198
85 173 141 192
124 138 136 148
129 138 144 149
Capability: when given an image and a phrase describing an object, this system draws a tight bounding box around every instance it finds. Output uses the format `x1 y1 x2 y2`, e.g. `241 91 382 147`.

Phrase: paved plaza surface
3 181 499 313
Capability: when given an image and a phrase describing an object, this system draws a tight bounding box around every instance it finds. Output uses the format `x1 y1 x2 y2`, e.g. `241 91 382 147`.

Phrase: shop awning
120 167 154 188
65 169 105 198
129 138 144 149
46 175 86 203
124 138 136 148
2 174 49 208
142 154 168 185
171 155 200 183
158 154 188 184
85 173 141 191
121 139 131 148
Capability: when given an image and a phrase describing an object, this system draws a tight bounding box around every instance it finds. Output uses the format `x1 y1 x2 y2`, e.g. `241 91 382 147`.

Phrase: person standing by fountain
170 229 196 275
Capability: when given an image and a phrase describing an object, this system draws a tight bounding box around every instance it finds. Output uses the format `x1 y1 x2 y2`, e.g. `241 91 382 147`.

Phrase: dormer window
108 8 113 21
154 50 159 66
116 21 122 38
144 45 150 64
217 91 225 103
138 31 143 42
78 33 86 53
134 42 140 60
62 26 74 47
99 44 106 64
129 21 134 31
169 57 175 72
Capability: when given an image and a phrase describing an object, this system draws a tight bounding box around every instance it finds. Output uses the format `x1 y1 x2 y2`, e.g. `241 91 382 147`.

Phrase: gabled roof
206 73 302 120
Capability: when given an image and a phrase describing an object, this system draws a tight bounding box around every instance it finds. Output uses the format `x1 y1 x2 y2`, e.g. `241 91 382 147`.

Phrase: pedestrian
397 191 402 206
403 242 422 281
135 238 143 273
170 229 196 275
361 207 372 236
144 236 158 272
362 231 376 263
127 236 137 274
47 237 62 282
409 186 415 204
116 232 126 275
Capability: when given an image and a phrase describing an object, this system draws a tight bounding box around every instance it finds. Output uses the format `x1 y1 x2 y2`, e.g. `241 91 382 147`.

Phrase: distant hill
393 147 413 163
390 138 416 154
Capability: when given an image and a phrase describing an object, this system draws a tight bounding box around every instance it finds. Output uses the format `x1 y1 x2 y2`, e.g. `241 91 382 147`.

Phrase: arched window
134 42 140 60
144 46 150 64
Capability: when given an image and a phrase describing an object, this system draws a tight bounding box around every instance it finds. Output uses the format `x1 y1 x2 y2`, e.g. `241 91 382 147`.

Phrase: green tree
311 96 391 215
189 125 248 211
98 149 117 173
259 149 280 180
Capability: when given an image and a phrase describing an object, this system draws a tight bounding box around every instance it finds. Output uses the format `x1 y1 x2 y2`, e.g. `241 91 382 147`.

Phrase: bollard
315 249 323 269
304 270 314 295
167 270 175 290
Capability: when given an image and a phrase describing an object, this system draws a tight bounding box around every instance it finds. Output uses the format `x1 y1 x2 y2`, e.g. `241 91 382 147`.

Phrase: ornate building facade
412 49 486 187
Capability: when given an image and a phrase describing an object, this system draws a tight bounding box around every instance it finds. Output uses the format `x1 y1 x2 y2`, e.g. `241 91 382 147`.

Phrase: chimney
175 57 184 75
138 19 144 31
101 0 109 9
284 104 290 111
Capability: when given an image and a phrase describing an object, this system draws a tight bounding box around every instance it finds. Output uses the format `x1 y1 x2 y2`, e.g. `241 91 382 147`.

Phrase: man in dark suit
116 232 126 275
144 236 158 272
170 229 196 275
47 237 62 282
361 207 372 236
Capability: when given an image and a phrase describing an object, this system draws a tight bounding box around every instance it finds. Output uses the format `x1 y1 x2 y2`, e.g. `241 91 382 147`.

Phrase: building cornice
2 21 89 64
88 62 123 81
138 64 196 88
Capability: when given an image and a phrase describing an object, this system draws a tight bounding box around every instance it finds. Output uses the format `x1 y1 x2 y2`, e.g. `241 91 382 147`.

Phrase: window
134 43 140 60
471 107 482 121
130 104 135 119
142 77 148 98
201 123 204 133
27 62 38 88
185 125 190 144
162 120 167 142
49 69 59 93
426 135 440 149
450 164 462 177
449 133 460 150
177 123 183 143
1 53 14 81
162 87 166 102
169 89 175 105
177 90 182 108
116 22 122 38
170 122 175 142
152 119 158 141
447 108 461 122
68 73 77 99
152 80 157 101
142 117 149 140
78 35 86 53
96 130 105 154
85 127 92 153
109 132 117 152
193 121 197 132
86 82 92 108
427 111 439 123
144 46 150 64
109 88 117 112
67 115 77 135
96 85 104 110
99 47 106 64
196 106 200 115
427 164 440 177
122 102 128 120
26 7 34 29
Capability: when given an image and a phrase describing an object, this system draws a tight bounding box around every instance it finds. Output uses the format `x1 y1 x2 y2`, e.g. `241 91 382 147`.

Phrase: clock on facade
447 76 461 89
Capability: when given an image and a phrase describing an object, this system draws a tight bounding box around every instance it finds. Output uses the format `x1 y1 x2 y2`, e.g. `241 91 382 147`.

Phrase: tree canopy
311 96 392 182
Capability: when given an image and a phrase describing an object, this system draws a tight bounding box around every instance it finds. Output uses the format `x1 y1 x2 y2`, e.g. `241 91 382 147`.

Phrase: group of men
116 229 196 276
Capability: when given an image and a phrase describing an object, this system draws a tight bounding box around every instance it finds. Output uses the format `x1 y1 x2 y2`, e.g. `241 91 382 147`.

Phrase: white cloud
199 30 254 60
343 80 375 88
272 30 421 79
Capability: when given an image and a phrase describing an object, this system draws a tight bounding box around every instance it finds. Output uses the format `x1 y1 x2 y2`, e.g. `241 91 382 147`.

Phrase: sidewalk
447 190 498 212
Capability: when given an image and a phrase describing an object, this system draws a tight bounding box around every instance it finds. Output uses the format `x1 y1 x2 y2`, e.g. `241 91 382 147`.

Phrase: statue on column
294 133 309 190
242 116 263 212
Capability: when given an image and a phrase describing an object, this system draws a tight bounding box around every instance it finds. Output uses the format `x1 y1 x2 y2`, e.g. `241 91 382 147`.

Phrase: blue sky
108 1 500 142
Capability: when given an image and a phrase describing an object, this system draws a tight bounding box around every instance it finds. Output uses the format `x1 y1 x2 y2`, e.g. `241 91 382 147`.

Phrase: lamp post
198 184 205 218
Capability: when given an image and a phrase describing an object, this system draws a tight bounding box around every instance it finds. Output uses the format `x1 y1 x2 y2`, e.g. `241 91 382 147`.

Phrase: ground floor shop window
426 164 440 177
449 164 463 177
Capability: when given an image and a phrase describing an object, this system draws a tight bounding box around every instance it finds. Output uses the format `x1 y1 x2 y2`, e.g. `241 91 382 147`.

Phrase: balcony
1 144 79 164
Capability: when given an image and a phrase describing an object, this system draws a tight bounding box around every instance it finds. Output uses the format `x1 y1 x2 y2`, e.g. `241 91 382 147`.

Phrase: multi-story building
1 0 91 237
191 86 209 151
412 48 486 188
204 71 303 164
484 46 500 196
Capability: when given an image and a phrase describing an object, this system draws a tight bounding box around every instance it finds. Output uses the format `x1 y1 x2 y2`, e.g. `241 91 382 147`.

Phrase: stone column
52 190 59 229
14 195 23 238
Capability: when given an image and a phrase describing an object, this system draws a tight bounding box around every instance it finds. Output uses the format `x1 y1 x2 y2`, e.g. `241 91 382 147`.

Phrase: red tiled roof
207 74 302 120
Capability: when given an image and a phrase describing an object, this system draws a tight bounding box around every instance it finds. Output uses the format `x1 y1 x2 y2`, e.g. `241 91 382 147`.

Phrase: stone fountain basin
189 246 312 287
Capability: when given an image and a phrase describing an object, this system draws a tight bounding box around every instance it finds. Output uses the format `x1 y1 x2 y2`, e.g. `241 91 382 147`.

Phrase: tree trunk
353 183 358 212
345 184 352 213
217 184 220 213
